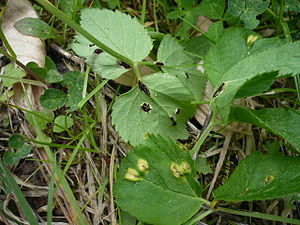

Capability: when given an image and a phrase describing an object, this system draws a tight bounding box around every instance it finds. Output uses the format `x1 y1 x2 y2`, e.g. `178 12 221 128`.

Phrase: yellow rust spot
247 34 259 45
137 159 149 172
179 161 191 174
210 200 220 209
143 133 149 139
124 168 143 181
170 162 182 178
264 175 275 185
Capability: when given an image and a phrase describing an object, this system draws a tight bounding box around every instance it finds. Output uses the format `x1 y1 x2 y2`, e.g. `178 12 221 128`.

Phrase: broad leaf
204 28 283 87
212 40 300 122
230 106 300 152
53 115 74 133
228 0 270 29
72 8 153 79
195 0 225 19
25 110 54 131
14 18 56 39
112 72 197 146
2 64 26 87
40 89 67 110
157 34 206 100
214 151 300 201
115 135 203 225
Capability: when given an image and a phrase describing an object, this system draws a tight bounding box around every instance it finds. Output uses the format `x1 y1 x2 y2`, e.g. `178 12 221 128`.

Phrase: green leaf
194 0 225 19
40 89 67 110
72 8 152 79
59 0 84 17
53 115 74 133
62 71 84 112
182 36 213 61
230 106 300 152
157 34 206 100
25 110 54 131
206 21 224 42
112 72 197 146
285 0 300 12
195 157 212 175
8 134 25 149
115 135 203 225
212 40 300 122
2 64 26 87
4 144 31 165
213 151 300 201
14 18 56 39
228 0 270 29
45 69 64 83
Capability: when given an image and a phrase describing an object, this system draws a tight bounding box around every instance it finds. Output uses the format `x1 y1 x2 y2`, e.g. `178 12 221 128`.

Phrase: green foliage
214 151 300 201
53 115 74 133
114 135 203 225
196 0 225 19
25 110 54 131
72 8 153 79
40 89 67 110
228 0 270 29
230 106 300 152
2 64 26 87
14 18 56 39
205 28 300 122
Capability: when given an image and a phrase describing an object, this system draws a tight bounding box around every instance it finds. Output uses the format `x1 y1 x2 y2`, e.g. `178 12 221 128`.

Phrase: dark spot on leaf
118 61 131 69
175 108 180 114
170 117 177 126
94 49 103 54
140 102 152 113
138 80 151 96
185 73 189 79
213 83 226 98
155 61 164 66
89 44 95 47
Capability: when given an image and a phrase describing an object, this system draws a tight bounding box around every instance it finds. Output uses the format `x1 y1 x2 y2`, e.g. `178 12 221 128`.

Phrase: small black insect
175 108 180 115
155 61 164 66
213 82 226 98
185 73 189 79
170 117 177 126
94 49 103 54
138 80 151 96
118 61 131 69
89 44 95 47
140 102 152 113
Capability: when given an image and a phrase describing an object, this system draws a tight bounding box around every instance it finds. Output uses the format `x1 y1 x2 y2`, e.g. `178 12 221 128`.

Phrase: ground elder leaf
214 151 300 201
228 0 270 29
71 8 152 79
230 106 300 152
212 41 300 122
112 72 196 146
114 135 203 225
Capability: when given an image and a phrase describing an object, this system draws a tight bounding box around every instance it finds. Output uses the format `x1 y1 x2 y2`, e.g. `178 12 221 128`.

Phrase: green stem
190 112 217 159
184 209 214 225
153 0 159 32
217 207 300 224
140 0 147 25
0 18 17 59
132 62 142 80
33 0 133 66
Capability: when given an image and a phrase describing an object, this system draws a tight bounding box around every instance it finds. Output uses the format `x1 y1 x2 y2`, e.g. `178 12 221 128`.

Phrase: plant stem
184 209 214 225
33 0 134 66
140 0 147 25
217 207 300 224
132 62 142 80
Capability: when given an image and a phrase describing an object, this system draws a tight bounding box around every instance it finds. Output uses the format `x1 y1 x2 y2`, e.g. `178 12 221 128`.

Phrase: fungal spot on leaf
239 188 249 196
213 82 226 98
154 61 164 66
140 102 152 113
185 73 189 79
94 48 103 54
89 44 95 47
247 34 259 45
175 108 180 115
138 80 151 96
118 61 131 69
170 117 177 126
179 161 191 173
170 162 182 178
143 133 150 139
124 168 143 181
137 159 149 172
264 175 275 185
